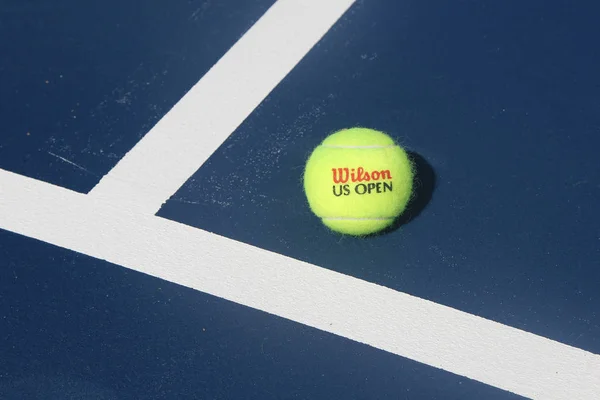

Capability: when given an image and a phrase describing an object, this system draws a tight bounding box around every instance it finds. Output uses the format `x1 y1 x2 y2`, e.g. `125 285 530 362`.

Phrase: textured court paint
1 169 599 400
88 0 356 214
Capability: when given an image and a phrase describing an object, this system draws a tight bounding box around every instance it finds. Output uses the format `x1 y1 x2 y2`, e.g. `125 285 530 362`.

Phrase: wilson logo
331 167 392 183
331 167 394 197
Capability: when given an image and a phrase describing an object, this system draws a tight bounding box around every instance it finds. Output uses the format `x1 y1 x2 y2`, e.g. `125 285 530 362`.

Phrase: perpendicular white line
1 169 599 400
88 0 356 215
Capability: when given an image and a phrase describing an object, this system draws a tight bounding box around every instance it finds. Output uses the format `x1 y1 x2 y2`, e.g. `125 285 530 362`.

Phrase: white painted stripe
88 0 356 214
1 169 599 400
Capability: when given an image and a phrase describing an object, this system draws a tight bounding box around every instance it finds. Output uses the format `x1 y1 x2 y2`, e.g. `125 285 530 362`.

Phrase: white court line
1 169 599 400
88 0 356 214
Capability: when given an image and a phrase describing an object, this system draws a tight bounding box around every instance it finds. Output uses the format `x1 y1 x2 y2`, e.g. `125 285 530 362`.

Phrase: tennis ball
303 127 414 236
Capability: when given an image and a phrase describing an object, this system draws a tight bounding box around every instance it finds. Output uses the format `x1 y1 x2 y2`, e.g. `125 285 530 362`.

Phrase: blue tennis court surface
1 1 599 399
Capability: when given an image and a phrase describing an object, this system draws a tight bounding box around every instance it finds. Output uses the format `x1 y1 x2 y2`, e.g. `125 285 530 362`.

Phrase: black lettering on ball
355 183 367 195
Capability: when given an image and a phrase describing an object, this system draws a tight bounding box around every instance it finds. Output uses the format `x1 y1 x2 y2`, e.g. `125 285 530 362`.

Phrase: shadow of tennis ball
369 151 436 237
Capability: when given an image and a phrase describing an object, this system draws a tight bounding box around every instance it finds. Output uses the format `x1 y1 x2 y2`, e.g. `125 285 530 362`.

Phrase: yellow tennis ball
303 127 414 236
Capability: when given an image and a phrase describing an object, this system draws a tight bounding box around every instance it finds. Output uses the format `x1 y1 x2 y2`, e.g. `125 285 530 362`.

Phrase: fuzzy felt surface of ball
303 127 414 236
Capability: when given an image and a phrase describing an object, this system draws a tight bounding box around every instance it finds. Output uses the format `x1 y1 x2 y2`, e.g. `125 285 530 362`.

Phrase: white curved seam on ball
321 217 396 221
320 145 397 149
